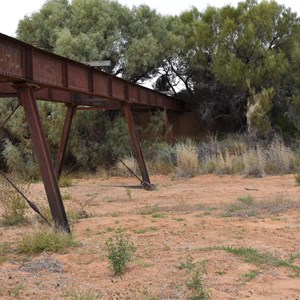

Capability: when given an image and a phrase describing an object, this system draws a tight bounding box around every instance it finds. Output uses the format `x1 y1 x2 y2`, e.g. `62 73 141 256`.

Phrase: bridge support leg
17 85 70 232
55 105 76 179
121 103 151 186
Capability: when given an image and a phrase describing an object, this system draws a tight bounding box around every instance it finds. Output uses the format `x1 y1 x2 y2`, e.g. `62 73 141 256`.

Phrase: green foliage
246 87 274 137
17 227 78 254
105 229 136 275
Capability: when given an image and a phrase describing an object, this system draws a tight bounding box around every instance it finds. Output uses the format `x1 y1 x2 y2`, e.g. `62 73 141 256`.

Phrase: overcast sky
1 0 300 37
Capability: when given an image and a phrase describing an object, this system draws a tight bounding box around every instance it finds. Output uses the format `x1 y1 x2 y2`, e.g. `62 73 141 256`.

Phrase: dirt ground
0 174 300 300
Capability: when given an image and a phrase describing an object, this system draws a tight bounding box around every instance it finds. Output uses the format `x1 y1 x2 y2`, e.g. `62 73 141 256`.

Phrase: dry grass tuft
175 140 199 177
243 146 266 177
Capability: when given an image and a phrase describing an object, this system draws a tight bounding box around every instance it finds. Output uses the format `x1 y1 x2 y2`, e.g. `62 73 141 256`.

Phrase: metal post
16 84 70 232
55 105 76 179
121 103 150 184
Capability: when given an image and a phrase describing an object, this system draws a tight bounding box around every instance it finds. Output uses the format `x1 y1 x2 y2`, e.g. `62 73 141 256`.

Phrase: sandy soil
0 174 300 299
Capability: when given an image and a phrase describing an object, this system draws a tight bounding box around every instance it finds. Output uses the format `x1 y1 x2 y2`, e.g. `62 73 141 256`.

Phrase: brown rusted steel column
16 84 70 232
121 103 150 184
55 105 76 179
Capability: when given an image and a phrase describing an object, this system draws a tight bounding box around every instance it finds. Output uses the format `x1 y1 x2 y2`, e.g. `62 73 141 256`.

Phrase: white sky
0 0 300 37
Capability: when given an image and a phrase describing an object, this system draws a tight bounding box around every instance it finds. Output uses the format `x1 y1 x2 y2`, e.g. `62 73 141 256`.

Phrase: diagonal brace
121 102 151 185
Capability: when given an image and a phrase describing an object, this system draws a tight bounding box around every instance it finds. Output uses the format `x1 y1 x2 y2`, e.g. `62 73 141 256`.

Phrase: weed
295 173 300 186
10 283 24 297
59 176 73 188
173 217 186 222
237 195 254 205
106 229 136 275
17 227 78 254
126 186 132 200
62 193 72 200
110 212 121 217
134 227 158 234
176 256 195 271
244 270 260 281
139 205 160 215
0 243 10 263
0 178 28 226
64 289 101 299
290 253 300 262
199 246 300 275
186 261 209 300
105 226 114 232
152 212 166 218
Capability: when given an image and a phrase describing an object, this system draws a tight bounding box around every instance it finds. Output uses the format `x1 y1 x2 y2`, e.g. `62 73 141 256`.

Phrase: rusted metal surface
55 105 77 179
0 33 184 112
121 103 150 184
16 84 70 232
0 33 185 232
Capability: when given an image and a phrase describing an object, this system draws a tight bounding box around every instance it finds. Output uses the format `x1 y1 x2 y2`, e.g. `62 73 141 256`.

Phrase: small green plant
244 270 260 281
152 212 166 218
139 205 160 215
0 179 28 226
237 194 254 205
62 193 72 200
17 227 78 254
59 176 73 188
0 243 10 263
126 186 132 200
106 229 136 275
10 283 24 297
186 261 209 300
176 256 195 271
134 226 158 234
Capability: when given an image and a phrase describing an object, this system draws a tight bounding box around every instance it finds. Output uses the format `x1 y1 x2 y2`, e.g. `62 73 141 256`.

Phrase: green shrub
106 229 136 275
17 227 78 254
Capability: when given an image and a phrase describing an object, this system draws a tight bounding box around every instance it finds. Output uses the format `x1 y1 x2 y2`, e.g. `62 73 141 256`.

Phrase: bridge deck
0 33 183 111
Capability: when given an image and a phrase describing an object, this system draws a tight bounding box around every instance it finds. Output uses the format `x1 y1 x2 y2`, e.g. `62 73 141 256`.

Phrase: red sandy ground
0 174 300 299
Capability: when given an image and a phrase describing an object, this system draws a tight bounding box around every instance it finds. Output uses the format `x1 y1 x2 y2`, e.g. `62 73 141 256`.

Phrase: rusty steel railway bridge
0 33 184 232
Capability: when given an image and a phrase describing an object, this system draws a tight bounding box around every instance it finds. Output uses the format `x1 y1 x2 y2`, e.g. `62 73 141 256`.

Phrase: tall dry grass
175 139 199 177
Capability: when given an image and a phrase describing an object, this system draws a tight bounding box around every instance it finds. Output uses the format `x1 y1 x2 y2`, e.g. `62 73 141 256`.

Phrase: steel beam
121 103 150 185
0 33 184 112
16 84 70 232
55 105 76 179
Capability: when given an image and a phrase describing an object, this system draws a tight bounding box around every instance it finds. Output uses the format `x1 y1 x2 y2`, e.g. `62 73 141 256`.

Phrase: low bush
17 227 78 254
106 229 136 275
